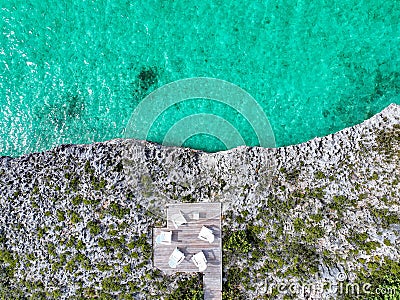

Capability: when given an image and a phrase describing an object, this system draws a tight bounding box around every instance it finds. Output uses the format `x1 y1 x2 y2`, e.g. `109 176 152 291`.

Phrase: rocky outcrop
0 104 399 299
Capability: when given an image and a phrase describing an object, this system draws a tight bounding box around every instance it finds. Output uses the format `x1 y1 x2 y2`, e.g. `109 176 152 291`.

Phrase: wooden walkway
153 203 222 300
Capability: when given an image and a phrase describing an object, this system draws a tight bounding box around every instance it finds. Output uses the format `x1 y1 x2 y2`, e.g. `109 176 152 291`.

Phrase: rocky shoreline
0 104 399 299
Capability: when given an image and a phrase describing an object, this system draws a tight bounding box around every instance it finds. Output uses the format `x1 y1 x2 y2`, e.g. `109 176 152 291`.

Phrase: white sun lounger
168 247 185 268
198 226 214 243
171 210 187 229
191 251 207 272
155 231 172 245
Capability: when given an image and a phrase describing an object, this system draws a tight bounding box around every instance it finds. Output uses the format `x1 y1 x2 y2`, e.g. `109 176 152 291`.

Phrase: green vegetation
98 238 122 249
32 185 39 194
101 276 123 292
280 167 301 182
66 174 80 191
68 210 82 224
224 230 253 254
97 263 113 272
127 241 135 250
314 170 326 179
108 229 118 236
289 187 326 201
347 232 380 254
56 210 65 222
37 226 47 238
0 249 18 277
92 177 107 190
136 234 152 259
84 160 107 190
304 225 325 243
117 221 128 230
76 240 86 250
370 172 379 181
329 195 354 210
66 236 76 248
293 218 305 232
223 267 246 299
282 242 320 277
374 125 400 156
167 275 204 300
84 161 94 175
383 238 392 246
309 213 323 222
83 198 101 206
181 194 196 203
123 264 131 273
349 258 400 300
108 202 130 219
71 195 83 206
113 161 124 172
369 207 400 229
0 266 26 300
47 243 56 256
26 253 35 261
87 221 101 235
367 275 400 300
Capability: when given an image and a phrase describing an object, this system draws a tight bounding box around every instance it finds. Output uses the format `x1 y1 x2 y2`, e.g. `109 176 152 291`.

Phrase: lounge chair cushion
169 248 185 268
191 251 207 272
198 226 214 243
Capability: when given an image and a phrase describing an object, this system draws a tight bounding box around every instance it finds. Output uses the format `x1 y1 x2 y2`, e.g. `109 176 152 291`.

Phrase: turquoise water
1 0 400 156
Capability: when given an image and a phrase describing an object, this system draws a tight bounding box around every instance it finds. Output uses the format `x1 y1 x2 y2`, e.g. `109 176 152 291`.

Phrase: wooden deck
153 203 222 300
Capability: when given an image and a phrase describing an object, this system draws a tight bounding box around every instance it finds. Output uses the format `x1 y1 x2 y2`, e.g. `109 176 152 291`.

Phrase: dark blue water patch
130 66 160 108
64 92 85 119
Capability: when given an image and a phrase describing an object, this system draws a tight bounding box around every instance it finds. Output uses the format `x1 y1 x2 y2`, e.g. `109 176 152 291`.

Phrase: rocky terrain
0 104 399 299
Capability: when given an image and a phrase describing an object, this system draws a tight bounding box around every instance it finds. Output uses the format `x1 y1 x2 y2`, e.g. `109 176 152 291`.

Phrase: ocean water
1 0 400 156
